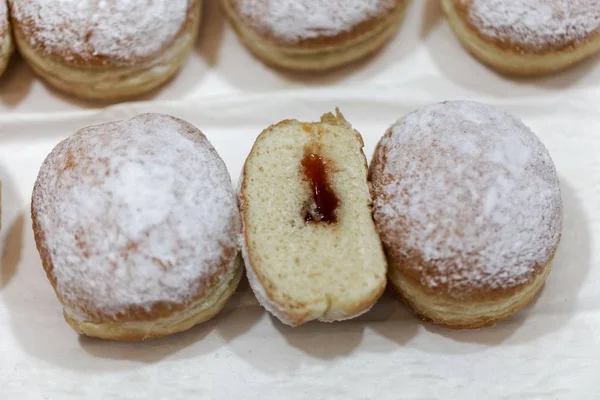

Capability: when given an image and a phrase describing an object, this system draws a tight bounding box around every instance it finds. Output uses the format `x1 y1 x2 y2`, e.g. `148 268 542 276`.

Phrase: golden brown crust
31 114 241 337
62 261 243 341
9 0 200 68
388 256 553 329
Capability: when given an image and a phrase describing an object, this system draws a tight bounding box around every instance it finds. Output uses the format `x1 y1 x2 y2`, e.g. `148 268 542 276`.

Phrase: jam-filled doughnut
239 110 387 326
441 0 600 75
9 0 202 100
369 101 563 329
221 0 410 71
31 114 242 341
0 0 13 76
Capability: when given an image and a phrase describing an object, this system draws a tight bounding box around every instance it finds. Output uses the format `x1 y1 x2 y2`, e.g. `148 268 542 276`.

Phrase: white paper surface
0 88 599 399
1 0 600 398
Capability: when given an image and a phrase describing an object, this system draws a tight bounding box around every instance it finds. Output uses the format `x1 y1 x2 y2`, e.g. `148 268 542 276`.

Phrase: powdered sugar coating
466 0 600 51
32 114 241 319
371 101 562 298
235 0 397 43
10 0 191 63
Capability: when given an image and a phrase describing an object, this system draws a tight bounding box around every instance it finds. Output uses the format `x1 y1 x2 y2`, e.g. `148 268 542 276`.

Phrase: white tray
0 89 598 399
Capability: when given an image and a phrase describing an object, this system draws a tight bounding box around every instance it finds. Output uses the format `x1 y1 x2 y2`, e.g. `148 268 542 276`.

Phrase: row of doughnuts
30 101 563 341
224 0 600 75
2 0 600 101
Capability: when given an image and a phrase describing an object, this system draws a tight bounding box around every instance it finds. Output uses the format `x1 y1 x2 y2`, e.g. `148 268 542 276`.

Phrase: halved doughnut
240 110 387 326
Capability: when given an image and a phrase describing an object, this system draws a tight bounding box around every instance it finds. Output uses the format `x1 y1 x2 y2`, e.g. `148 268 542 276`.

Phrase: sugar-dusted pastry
221 0 410 71
10 0 202 99
32 114 242 340
370 101 563 328
441 0 600 75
